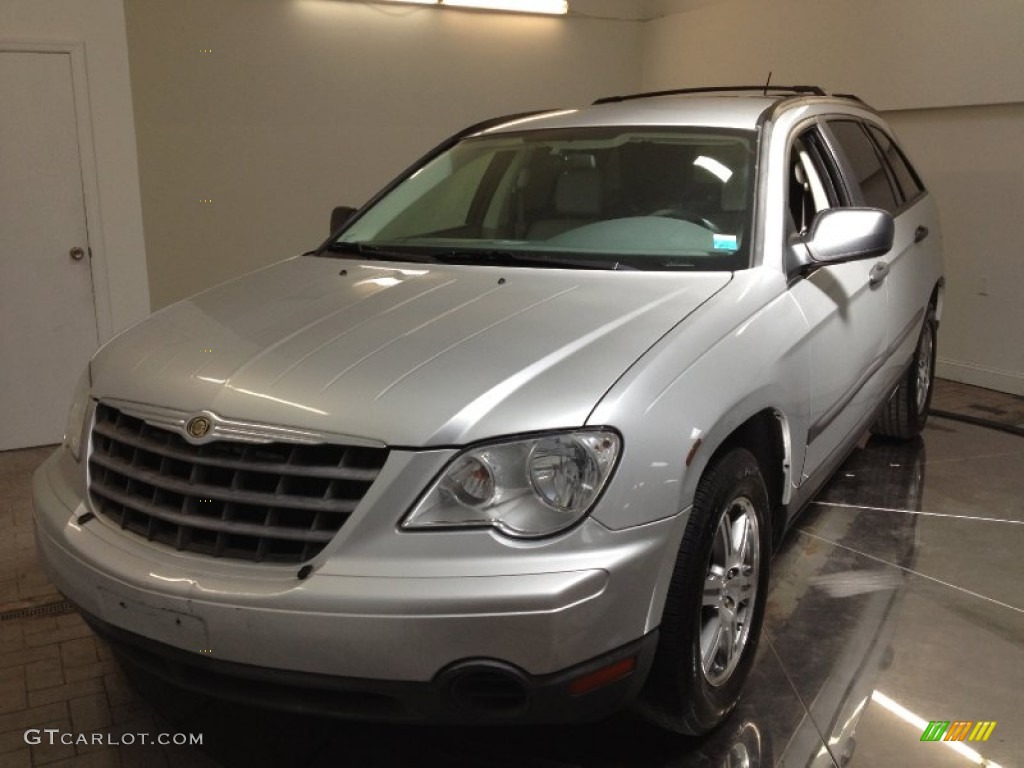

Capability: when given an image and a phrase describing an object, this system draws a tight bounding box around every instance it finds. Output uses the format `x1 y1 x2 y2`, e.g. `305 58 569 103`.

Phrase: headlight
403 430 620 538
63 366 92 461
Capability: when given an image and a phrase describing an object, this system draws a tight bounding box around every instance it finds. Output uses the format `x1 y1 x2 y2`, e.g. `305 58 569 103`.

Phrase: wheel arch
637 421 780 733
643 405 794 635
705 408 791 551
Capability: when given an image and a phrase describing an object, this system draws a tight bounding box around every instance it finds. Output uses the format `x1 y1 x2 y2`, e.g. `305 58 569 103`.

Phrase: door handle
69 246 86 261
869 261 889 287
914 225 929 243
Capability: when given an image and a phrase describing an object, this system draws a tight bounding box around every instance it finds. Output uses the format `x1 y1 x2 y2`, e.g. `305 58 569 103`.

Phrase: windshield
328 127 756 271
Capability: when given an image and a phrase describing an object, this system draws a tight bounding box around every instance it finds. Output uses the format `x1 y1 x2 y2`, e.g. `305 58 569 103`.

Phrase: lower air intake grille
88 403 388 564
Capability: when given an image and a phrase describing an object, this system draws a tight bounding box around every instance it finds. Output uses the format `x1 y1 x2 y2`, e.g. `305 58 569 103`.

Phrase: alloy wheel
701 497 760 686
915 322 934 415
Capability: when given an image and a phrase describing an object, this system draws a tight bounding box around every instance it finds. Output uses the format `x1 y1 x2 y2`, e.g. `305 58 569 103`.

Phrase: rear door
864 123 941 376
822 119 938 391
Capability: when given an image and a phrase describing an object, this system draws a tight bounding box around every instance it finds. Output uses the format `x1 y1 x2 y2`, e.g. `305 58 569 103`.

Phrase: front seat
527 154 603 240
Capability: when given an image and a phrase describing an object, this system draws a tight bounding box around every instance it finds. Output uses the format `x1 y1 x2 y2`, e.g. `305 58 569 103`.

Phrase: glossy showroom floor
1 381 1021 767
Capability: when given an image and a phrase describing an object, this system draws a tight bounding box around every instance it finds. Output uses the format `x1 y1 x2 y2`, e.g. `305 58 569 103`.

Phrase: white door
0 51 100 450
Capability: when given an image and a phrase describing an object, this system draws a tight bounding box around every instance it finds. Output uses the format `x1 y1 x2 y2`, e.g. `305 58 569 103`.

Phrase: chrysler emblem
186 415 212 439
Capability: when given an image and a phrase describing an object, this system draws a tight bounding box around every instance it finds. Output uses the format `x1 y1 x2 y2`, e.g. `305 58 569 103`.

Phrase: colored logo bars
921 721 997 742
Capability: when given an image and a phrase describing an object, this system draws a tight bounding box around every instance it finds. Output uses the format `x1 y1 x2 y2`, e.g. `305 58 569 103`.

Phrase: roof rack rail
832 92 865 103
593 85 827 105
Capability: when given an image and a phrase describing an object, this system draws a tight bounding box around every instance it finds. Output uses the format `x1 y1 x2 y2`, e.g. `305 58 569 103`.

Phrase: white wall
0 0 149 338
642 0 1024 394
642 0 1024 110
886 105 1024 394
110 0 1024 393
124 0 644 309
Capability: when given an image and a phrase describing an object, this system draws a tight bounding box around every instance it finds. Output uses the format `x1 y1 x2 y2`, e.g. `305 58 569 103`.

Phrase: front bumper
34 447 684 722
86 609 658 723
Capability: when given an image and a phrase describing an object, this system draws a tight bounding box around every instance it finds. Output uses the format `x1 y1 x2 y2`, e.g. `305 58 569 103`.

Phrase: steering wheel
649 208 721 232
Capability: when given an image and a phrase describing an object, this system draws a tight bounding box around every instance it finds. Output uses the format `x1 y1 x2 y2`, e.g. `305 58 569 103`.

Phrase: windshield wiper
321 242 442 264
427 250 638 271
321 243 642 270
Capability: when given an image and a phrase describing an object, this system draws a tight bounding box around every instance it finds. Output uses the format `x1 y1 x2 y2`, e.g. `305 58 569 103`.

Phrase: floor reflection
121 419 1023 768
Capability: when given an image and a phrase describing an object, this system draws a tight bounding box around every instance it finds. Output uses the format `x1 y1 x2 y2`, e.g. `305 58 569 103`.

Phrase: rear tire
872 307 937 440
637 448 771 734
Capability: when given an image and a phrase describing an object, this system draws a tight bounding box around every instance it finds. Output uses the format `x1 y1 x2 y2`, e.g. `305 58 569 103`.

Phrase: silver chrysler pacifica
34 86 943 734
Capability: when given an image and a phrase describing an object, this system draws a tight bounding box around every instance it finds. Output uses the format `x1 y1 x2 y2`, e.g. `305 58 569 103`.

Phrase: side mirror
803 207 895 265
330 206 358 236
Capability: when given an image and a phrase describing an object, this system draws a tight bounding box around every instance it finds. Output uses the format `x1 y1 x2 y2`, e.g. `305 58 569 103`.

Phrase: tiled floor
1 449 216 768
2 379 1022 767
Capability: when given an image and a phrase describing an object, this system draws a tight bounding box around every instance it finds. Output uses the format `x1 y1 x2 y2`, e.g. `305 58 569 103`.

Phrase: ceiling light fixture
371 0 568 15
441 0 568 14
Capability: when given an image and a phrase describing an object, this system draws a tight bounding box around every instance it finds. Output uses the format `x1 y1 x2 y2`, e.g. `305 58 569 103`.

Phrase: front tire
872 307 937 440
638 448 771 734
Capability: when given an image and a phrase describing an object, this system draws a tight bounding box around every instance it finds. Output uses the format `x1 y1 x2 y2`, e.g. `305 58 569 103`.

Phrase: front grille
88 403 389 564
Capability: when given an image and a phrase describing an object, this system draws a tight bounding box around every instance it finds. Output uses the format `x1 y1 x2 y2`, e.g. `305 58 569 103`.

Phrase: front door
785 126 888 479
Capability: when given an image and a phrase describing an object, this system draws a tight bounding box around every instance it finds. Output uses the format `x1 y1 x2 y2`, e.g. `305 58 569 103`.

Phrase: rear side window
828 120 899 213
866 125 925 203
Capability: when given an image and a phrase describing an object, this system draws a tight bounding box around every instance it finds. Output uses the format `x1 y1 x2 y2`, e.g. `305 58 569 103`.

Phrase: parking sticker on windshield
713 234 738 251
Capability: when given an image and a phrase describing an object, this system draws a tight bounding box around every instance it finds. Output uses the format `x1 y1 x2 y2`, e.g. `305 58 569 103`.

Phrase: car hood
91 257 730 446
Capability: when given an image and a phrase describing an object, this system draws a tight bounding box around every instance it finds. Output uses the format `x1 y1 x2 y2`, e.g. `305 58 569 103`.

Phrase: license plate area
98 587 209 651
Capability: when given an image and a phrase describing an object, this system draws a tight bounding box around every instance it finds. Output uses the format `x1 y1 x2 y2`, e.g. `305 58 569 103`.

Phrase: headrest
554 155 602 217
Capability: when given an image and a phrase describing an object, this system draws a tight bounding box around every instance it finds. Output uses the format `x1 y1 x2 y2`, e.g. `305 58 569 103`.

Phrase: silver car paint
478 96 775 134
35 445 689 679
90 258 730 447
33 93 943 690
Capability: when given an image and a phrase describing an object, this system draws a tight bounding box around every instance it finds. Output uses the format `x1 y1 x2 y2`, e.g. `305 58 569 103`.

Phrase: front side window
330 127 757 271
787 129 839 235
